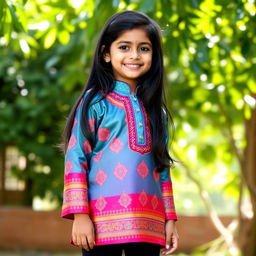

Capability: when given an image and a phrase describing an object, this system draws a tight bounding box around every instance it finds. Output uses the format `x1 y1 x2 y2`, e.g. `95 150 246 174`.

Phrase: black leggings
82 242 161 256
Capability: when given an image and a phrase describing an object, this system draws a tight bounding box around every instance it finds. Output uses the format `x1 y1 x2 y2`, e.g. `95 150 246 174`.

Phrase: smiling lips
124 63 143 70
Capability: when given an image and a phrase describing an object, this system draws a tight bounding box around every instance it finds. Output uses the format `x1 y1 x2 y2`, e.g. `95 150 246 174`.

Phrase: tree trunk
241 100 256 256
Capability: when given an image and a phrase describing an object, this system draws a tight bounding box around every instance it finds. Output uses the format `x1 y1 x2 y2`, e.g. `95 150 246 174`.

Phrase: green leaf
45 56 60 69
190 60 202 74
58 30 70 45
44 27 57 49
139 0 156 12
7 3 24 32
199 145 216 162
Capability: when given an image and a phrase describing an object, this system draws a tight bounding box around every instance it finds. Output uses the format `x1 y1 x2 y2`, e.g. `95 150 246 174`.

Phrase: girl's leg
82 244 123 256
124 242 161 256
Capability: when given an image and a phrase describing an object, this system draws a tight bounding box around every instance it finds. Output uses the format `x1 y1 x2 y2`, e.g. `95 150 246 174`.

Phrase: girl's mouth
124 64 142 69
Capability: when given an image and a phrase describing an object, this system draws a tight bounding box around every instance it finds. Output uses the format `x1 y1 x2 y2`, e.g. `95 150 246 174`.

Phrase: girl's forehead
114 28 151 43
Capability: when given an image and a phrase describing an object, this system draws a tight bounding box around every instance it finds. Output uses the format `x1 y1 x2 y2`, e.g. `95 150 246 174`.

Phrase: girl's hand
161 219 179 255
72 213 95 251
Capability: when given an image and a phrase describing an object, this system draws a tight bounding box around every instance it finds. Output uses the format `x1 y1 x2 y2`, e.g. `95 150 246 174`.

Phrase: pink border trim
161 181 178 220
61 172 89 219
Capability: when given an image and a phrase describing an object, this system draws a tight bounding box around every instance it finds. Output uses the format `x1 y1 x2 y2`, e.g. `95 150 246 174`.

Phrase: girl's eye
140 47 150 52
119 45 129 50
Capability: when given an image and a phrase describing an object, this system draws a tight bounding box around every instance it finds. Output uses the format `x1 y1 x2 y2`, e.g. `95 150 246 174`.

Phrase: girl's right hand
72 213 95 251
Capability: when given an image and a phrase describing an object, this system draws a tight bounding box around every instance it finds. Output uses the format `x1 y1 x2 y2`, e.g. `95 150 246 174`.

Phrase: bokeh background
0 0 256 255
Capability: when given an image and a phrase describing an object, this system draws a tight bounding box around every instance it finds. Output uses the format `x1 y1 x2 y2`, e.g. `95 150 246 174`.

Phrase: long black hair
62 10 175 172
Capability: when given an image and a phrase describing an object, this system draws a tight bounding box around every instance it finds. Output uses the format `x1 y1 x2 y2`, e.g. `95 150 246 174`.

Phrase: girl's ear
101 45 111 63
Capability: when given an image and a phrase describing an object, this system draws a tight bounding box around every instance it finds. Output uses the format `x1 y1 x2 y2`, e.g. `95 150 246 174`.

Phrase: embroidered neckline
106 92 152 155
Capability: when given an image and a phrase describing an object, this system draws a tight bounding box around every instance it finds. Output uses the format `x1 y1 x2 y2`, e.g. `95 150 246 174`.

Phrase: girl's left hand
161 219 179 255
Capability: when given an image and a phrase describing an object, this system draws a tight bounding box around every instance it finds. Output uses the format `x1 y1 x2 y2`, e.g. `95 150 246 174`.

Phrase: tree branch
173 148 238 249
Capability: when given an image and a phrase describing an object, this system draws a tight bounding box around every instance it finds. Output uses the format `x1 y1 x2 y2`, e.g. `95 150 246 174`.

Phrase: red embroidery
137 161 149 179
139 190 148 206
95 196 107 211
68 134 76 150
61 173 89 218
113 163 128 180
95 169 107 186
98 128 110 141
93 151 103 162
151 195 158 209
161 181 177 220
65 160 73 175
118 192 132 208
109 137 124 153
106 92 152 155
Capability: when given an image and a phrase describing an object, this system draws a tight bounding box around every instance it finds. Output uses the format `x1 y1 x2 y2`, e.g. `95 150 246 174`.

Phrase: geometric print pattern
61 80 177 248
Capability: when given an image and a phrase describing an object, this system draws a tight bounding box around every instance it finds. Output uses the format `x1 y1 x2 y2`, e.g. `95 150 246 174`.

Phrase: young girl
61 10 179 256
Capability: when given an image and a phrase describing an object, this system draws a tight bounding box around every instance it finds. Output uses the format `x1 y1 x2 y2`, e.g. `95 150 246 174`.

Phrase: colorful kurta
61 80 177 246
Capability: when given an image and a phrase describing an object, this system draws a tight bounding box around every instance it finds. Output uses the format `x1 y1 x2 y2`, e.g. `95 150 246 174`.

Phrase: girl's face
104 28 152 90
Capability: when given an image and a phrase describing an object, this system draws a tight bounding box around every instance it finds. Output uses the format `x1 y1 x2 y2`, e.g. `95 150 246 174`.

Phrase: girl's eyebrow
117 40 152 46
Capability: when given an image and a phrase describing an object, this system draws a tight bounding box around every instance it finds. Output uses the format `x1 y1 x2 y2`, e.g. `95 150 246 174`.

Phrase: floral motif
109 137 124 153
65 160 73 175
83 140 92 154
139 190 148 206
93 151 103 162
68 134 76 150
98 128 110 141
151 195 158 209
118 192 132 208
95 169 107 186
113 163 128 180
153 168 160 182
95 196 107 211
137 160 149 179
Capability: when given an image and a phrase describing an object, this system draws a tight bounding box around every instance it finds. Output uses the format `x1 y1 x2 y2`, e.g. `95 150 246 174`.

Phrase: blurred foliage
0 0 255 217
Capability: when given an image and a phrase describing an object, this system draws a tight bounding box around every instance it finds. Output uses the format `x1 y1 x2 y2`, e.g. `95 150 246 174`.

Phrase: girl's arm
160 168 177 220
160 166 179 255
61 97 93 219
160 112 179 254
61 95 100 249
160 111 177 221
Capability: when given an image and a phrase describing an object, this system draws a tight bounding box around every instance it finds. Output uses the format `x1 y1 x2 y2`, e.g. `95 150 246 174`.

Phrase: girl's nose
129 48 140 59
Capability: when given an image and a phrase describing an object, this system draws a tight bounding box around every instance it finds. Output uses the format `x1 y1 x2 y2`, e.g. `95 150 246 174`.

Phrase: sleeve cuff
161 181 178 221
61 172 89 220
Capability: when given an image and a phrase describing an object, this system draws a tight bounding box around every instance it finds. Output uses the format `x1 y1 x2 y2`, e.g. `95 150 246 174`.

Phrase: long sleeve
160 112 178 221
61 96 98 220
160 168 177 220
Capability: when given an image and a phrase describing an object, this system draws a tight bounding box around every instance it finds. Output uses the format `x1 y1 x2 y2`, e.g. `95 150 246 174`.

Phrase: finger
87 233 95 249
75 235 82 248
172 234 178 248
81 235 89 251
70 238 76 247
165 233 172 250
72 234 78 246
164 237 178 255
